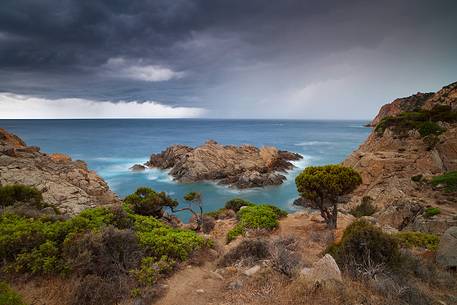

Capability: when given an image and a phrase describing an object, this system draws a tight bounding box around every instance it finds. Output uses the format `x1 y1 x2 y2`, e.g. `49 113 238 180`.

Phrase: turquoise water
0 119 370 219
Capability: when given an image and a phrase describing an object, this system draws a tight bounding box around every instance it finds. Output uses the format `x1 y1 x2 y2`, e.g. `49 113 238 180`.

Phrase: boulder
436 226 457 268
129 164 146 172
300 254 342 282
145 141 302 188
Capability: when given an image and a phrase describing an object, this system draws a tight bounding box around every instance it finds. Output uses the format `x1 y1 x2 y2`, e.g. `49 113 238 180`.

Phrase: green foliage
124 187 178 217
131 255 176 285
226 205 286 242
0 184 44 209
328 220 401 271
224 198 255 212
350 196 377 218
295 165 362 228
375 105 456 137
423 207 441 218
431 171 457 192
0 281 25 305
394 231 440 251
184 192 201 202
204 208 229 218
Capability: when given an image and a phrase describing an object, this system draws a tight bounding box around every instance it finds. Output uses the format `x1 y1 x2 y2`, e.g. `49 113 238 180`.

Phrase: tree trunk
327 203 338 229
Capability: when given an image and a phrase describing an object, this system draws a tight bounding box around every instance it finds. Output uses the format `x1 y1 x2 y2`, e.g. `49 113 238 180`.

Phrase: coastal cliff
343 82 457 233
145 140 302 188
0 128 119 214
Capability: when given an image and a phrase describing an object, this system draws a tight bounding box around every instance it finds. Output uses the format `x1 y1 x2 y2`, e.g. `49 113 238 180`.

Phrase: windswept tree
295 165 362 229
124 187 178 217
172 192 204 230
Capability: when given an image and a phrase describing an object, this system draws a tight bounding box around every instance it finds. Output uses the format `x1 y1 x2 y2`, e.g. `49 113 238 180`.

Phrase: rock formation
145 140 302 188
343 82 457 234
0 128 119 215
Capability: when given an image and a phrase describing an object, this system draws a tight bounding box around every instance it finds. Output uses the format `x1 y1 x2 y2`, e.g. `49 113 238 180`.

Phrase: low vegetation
0 186 212 305
431 171 457 192
0 184 45 209
295 165 362 228
226 204 287 242
0 281 25 305
394 231 440 251
423 207 441 218
350 196 377 218
375 105 457 139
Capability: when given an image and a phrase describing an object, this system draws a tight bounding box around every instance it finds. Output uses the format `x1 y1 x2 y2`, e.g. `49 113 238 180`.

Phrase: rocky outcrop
343 81 457 234
145 140 302 188
300 254 342 282
436 227 457 268
370 81 457 126
0 128 119 215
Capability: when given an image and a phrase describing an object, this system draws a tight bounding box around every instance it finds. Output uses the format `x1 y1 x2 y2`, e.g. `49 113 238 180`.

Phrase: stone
227 280 243 290
145 141 302 188
130 164 146 171
196 289 205 294
243 265 261 276
209 271 224 280
300 254 342 282
436 227 457 268
0 128 120 215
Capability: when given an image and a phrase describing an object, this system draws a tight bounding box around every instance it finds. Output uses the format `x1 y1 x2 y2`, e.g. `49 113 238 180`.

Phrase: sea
0 119 371 220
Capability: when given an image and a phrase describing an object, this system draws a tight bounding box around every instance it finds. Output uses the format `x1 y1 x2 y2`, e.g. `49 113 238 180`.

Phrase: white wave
294 141 333 146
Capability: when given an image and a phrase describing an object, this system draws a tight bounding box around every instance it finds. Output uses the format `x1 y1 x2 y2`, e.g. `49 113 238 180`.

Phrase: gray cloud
0 0 456 118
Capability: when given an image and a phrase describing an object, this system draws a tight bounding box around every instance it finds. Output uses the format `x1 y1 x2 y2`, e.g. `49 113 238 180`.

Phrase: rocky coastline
143 140 303 188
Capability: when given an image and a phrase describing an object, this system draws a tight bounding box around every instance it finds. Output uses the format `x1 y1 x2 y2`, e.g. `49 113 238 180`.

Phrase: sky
0 0 456 119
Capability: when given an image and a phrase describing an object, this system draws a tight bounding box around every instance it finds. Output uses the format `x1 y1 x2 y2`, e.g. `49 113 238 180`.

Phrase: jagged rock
436 227 457 268
145 141 302 188
0 128 120 215
374 199 423 230
300 254 342 282
130 164 146 171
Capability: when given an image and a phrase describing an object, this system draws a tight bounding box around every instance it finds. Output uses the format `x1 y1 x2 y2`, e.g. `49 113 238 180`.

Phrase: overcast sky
1 0 456 119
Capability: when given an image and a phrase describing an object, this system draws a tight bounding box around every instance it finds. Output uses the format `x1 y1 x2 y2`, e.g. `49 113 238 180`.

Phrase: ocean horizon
1 119 371 220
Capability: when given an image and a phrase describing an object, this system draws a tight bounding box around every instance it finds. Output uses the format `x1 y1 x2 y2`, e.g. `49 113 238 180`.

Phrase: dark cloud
0 0 456 118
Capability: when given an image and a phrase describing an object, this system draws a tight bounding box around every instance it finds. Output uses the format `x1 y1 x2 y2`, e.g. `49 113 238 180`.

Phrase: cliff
343 82 457 233
0 128 119 214
145 140 302 188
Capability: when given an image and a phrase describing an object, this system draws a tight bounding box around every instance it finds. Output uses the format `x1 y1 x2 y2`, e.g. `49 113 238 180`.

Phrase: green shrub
124 187 178 217
224 198 254 212
350 196 377 218
0 184 44 209
418 121 445 137
0 281 25 305
431 171 457 192
394 231 440 251
131 255 176 285
226 205 286 242
423 207 441 218
328 220 400 273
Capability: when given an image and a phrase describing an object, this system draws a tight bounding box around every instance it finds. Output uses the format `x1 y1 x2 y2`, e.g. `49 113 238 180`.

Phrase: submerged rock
0 128 120 215
145 140 302 188
130 164 146 172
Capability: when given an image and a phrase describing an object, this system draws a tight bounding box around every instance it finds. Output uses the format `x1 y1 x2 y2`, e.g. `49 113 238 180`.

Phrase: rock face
343 81 457 234
145 140 302 188
369 81 457 126
436 227 457 268
0 128 119 215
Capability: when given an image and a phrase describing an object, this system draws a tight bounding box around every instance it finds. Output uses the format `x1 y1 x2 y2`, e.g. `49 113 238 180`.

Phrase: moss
226 204 286 243
394 231 440 251
0 281 25 305
423 207 441 218
350 196 377 218
431 171 457 192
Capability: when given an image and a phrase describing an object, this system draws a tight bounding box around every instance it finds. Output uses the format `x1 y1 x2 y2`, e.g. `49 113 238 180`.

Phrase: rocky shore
144 140 302 188
0 128 119 215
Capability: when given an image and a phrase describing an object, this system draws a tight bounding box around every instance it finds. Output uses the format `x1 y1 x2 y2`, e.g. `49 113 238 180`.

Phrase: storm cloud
0 0 456 118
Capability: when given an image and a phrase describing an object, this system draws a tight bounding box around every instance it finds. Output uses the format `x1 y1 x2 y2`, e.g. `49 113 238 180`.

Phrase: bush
70 275 121 305
204 208 236 219
328 220 401 275
350 196 377 218
131 256 176 285
224 198 255 212
431 171 457 192
124 187 178 217
418 121 445 137
0 281 25 305
226 205 286 242
394 231 440 251
270 236 301 277
423 207 441 218
0 184 44 209
295 165 362 228
218 238 270 267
